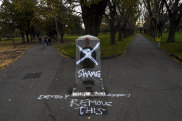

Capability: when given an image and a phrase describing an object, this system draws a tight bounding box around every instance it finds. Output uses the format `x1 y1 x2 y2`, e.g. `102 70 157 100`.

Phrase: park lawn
0 38 35 71
144 32 182 57
160 32 182 57
54 33 135 58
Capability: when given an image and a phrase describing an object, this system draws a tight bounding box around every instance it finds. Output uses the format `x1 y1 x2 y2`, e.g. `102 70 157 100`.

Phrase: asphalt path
0 34 182 121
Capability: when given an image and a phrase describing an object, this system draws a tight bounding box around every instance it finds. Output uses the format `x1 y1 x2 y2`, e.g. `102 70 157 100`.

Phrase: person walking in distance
44 37 47 46
39 37 41 44
156 34 161 48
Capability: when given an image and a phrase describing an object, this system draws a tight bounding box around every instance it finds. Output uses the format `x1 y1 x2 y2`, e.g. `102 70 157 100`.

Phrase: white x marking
76 43 100 65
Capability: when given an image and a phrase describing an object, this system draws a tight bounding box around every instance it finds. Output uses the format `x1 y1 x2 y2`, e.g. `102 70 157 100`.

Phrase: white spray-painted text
70 99 112 115
78 69 101 78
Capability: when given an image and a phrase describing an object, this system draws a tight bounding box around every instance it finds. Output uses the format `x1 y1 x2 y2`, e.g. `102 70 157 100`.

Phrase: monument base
71 88 106 97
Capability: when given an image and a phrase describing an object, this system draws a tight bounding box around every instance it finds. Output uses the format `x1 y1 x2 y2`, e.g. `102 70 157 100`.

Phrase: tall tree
162 0 182 42
14 0 37 42
0 0 16 47
116 0 139 41
105 0 139 44
143 0 168 38
38 0 75 44
108 0 117 44
80 0 109 36
0 0 37 43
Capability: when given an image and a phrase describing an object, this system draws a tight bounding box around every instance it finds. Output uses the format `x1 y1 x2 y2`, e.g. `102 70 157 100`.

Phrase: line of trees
71 0 140 44
0 0 140 46
0 0 83 44
142 0 182 42
105 0 140 44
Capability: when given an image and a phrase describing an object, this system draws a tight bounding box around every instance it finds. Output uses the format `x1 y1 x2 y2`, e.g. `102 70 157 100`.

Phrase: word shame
78 69 101 78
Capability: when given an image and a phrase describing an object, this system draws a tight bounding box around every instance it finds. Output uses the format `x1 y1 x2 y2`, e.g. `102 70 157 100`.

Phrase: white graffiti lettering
106 93 131 98
37 93 130 100
70 99 110 115
37 93 131 116
71 92 106 97
37 95 63 100
78 69 101 78
64 94 70 99
79 106 106 115
70 99 112 108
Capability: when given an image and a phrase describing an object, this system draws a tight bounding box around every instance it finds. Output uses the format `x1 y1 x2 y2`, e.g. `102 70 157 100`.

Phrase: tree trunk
110 29 115 44
26 32 29 43
158 25 162 36
118 27 123 41
60 32 64 43
32 33 35 40
123 29 127 39
12 37 16 48
109 2 116 45
26 20 30 43
31 35 34 42
81 0 108 36
167 18 177 42
21 30 25 43
31 35 33 42
110 18 116 44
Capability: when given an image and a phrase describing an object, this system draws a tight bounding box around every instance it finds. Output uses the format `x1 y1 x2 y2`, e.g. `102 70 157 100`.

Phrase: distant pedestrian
48 37 52 46
39 37 41 44
156 35 161 48
44 37 47 46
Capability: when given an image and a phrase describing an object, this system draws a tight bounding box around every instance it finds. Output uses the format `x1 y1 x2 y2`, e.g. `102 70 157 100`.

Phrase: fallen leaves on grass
0 41 34 71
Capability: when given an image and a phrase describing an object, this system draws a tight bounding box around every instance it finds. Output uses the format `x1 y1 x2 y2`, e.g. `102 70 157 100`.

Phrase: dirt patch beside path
0 40 36 71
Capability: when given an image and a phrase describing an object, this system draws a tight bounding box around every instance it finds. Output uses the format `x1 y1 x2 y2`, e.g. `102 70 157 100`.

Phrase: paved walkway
0 34 182 121
0 44 63 121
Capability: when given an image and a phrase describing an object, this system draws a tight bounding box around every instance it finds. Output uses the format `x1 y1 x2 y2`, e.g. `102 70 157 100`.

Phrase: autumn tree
38 0 77 45
0 0 37 43
79 0 109 36
117 0 139 41
0 0 17 47
143 0 168 38
105 0 139 44
107 0 117 44
162 0 182 42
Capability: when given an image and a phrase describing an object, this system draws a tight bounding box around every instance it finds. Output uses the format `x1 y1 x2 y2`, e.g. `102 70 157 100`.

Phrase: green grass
144 32 182 57
55 33 135 58
0 37 21 44
0 37 21 41
99 33 135 57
